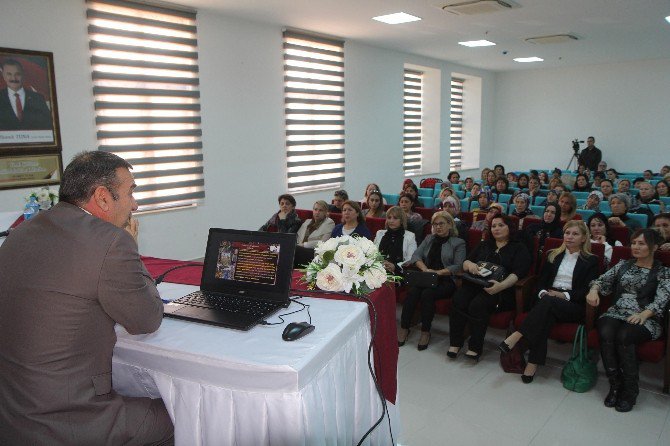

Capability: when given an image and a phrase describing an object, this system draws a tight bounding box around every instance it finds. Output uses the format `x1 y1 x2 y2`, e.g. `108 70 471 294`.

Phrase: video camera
571 139 584 154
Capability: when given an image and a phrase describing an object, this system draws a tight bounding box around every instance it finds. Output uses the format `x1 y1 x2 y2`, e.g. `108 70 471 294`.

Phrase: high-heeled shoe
521 364 537 383
497 341 512 354
464 351 481 362
398 328 410 347
447 347 460 359
417 332 431 351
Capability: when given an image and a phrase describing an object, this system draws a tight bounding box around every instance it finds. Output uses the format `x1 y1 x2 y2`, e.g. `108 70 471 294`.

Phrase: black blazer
536 251 599 305
0 88 53 130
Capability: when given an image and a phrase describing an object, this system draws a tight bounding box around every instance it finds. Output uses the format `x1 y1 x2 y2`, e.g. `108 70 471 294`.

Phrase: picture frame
0 47 62 190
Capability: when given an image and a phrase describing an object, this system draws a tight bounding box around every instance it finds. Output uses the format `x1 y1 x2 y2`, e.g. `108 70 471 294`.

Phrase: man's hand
125 217 139 245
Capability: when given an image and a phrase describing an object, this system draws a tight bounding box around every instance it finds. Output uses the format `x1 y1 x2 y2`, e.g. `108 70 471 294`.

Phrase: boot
615 344 639 413
604 369 622 408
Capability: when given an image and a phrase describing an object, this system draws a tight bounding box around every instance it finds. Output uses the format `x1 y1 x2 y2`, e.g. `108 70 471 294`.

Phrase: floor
393 309 670 446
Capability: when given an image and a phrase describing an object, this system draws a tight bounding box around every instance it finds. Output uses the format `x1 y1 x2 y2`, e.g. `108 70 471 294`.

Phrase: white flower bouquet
302 235 400 296
26 187 59 210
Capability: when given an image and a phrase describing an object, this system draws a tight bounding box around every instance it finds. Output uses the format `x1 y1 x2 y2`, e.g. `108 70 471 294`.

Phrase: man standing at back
578 136 602 172
0 151 173 445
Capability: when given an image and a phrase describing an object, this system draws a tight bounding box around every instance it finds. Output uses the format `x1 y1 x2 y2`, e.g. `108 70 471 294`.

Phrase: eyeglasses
431 222 447 227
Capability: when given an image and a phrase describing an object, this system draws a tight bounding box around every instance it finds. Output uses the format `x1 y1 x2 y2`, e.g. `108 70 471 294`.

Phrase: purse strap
571 325 586 361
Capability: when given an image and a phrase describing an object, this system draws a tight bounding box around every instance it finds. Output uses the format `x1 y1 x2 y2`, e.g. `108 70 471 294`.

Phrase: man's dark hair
0 58 24 72
59 151 132 206
333 189 348 200
277 193 296 207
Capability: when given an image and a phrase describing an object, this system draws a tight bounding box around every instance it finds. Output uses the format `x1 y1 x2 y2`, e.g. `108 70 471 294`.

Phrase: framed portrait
0 47 62 190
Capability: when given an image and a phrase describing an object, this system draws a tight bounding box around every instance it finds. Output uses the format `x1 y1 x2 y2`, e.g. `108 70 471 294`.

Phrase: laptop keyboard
173 291 280 317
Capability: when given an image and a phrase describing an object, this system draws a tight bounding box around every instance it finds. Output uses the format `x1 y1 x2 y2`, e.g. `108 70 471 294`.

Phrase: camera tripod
566 149 580 171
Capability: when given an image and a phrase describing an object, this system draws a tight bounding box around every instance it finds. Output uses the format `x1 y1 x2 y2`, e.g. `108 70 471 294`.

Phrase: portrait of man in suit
0 57 54 131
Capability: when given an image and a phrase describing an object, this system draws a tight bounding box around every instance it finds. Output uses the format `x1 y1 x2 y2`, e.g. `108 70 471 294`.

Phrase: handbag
404 270 439 288
462 261 507 287
561 325 597 393
500 322 526 374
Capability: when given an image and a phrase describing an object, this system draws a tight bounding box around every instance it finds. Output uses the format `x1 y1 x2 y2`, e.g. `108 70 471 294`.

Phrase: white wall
491 58 670 172
0 0 496 260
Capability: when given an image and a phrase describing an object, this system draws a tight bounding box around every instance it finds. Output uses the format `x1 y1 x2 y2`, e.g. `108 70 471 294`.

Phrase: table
141 256 399 404
112 283 399 445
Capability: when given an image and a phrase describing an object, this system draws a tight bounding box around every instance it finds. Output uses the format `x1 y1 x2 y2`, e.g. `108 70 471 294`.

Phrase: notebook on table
163 228 297 330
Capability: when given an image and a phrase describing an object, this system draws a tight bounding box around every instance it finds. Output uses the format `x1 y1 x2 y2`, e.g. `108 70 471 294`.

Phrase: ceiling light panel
513 57 544 63
372 12 422 25
458 39 496 47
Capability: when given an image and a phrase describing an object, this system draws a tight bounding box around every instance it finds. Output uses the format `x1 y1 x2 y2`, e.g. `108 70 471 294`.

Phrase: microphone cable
154 263 203 285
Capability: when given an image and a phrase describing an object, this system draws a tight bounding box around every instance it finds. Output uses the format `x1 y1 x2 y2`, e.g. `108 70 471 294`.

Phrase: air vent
525 34 579 44
442 0 515 15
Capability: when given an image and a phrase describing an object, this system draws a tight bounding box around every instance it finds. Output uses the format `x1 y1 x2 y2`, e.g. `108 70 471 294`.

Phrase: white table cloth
112 283 399 445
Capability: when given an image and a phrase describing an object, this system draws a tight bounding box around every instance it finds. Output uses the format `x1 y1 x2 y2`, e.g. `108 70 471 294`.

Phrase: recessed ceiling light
513 56 544 63
458 39 496 47
665 15 670 24
372 12 422 25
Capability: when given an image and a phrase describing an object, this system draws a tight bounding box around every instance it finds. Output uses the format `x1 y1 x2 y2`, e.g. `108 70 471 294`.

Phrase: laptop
163 228 297 330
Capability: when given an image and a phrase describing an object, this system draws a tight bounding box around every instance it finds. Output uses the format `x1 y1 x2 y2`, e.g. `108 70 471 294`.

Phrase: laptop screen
200 228 297 303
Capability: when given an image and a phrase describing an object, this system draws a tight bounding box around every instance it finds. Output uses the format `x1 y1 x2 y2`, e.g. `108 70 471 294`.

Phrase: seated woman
608 193 643 231
506 172 518 183
587 229 670 412
402 182 419 200
524 203 564 264
449 215 531 360
331 200 371 239
652 213 670 251
516 173 530 191
600 179 615 201
463 177 475 193
573 174 592 192
545 189 559 205
471 203 503 231
499 221 598 383
617 178 632 194
440 196 467 238
362 190 386 219
480 167 491 182
360 183 386 206
259 193 302 233
399 212 465 350
588 212 623 267
581 190 603 211
548 177 563 191
492 177 514 203
527 177 546 206
558 192 578 223
435 186 456 210
538 171 550 186
471 190 493 215
328 189 348 213
398 192 422 223
295 200 335 248
374 206 417 277
655 179 669 198
447 171 461 185
511 193 536 229
485 170 497 189
468 183 482 202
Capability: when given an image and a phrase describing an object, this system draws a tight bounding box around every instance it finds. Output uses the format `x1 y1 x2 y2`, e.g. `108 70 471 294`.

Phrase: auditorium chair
610 226 630 246
418 187 434 197
365 217 386 237
295 208 312 221
415 206 436 221
586 246 670 393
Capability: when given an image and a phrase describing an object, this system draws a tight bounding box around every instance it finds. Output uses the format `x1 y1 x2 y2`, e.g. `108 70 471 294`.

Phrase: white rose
354 236 377 256
37 189 51 202
363 265 387 289
315 237 340 256
333 244 366 270
340 265 364 293
315 263 344 292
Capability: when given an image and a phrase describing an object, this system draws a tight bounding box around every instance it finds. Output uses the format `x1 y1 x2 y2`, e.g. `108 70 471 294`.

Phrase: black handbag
462 261 507 287
405 270 439 288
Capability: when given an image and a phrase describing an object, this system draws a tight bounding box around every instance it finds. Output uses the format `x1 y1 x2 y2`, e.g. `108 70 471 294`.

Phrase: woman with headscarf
581 190 603 211
511 192 536 229
524 203 564 264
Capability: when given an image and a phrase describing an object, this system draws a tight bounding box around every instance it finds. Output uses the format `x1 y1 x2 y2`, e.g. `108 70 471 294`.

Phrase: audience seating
626 213 648 228
417 196 434 208
419 178 442 189
572 191 591 199
295 208 312 221
610 226 631 246
365 217 386 237
530 205 545 217
418 187 433 197
383 193 400 205
576 209 596 220
415 206 436 221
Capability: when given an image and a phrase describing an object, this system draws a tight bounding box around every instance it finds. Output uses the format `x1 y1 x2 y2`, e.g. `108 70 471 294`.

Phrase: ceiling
183 0 670 72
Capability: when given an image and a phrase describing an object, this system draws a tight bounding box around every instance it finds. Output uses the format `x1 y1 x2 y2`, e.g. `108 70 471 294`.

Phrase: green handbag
561 325 597 393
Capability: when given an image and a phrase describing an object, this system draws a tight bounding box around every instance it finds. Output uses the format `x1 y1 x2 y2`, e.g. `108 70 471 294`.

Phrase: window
403 69 423 173
283 30 345 192
86 0 204 211
449 77 464 169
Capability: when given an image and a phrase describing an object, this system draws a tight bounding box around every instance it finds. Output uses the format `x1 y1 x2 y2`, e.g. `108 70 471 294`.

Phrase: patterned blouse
591 262 670 339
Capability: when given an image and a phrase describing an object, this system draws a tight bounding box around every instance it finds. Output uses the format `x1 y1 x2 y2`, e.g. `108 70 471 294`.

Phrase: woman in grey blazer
295 200 335 248
398 211 466 350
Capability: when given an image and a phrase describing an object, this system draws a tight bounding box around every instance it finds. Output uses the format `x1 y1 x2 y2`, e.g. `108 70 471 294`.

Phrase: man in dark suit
0 58 53 130
578 136 602 172
0 151 173 445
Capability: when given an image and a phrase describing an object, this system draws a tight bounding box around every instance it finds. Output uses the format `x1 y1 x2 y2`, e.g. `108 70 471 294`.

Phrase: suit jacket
409 234 466 275
374 229 418 267
0 202 164 445
296 217 335 248
536 251 599 305
0 87 53 130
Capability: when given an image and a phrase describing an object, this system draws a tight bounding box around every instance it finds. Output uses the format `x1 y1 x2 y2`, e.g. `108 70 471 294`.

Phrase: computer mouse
282 321 315 341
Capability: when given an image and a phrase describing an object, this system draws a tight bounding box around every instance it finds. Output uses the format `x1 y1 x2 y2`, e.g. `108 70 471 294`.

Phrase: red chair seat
435 299 452 315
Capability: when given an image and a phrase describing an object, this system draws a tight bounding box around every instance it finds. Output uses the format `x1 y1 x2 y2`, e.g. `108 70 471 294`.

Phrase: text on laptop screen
215 241 280 286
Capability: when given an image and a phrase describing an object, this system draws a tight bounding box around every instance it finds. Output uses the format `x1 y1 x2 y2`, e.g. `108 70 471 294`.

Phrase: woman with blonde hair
499 221 598 383
296 200 335 248
399 211 465 350
374 206 417 276
558 191 578 223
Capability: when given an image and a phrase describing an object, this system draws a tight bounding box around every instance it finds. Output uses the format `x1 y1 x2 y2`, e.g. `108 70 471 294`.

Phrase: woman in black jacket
448 215 531 361
499 221 598 383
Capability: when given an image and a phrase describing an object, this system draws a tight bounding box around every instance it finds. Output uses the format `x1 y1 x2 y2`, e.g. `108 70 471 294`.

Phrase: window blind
283 30 345 192
403 69 423 173
449 77 464 169
86 0 204 211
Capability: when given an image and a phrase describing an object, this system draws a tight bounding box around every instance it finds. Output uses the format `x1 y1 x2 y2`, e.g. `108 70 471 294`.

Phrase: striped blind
403 69 423 173
283 30 345 192
449 77 464 169
86 0 204 211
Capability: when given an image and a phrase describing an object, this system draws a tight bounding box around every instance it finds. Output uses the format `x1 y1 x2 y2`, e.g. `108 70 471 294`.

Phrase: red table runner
142 256 398 404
